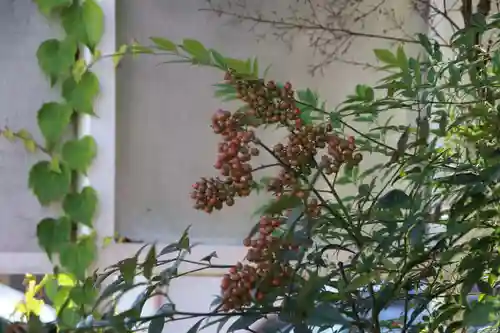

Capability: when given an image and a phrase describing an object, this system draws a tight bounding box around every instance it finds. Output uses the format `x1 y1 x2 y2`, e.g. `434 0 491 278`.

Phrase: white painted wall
115 0 427 245
0 0 63 254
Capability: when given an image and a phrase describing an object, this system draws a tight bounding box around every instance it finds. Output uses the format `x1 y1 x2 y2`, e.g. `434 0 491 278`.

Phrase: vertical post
78 0 117 266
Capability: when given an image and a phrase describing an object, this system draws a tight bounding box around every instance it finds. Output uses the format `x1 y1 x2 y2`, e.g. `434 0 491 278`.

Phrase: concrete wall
0 0 62 253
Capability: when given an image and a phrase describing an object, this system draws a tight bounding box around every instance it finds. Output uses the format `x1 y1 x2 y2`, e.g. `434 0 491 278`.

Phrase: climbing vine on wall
0 0 104 328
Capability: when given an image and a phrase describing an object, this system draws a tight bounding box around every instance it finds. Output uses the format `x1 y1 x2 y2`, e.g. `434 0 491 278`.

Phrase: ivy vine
0 0 104 328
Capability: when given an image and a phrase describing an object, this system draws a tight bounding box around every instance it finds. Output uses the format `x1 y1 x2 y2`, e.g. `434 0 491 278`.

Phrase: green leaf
396 45 408 71
463 302 496 327
373 49 397 65
62 136 97 173
260 195 302 215
61 3 88 43
82 0 104 50
62 71 100 114
37 102 73 146
37 217 72 259
182 39 210 64
148 318 165 333
227 315 262 332
225 58 250 75
210 49 227 69
142 246 157 280
150 37 178 52
297 88 318 107
377 189 411 209
34 0 72 15
69 282 97 306
29 161 72 205
113 44 129 67
307 303 349 327
119 257 138 284
186 318 205 333
62 187 98 226
59 237 96 279
417 33 433 55
37 39 77 84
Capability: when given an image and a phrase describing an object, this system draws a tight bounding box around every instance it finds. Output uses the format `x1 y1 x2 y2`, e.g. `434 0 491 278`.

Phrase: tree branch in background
202 0 460 75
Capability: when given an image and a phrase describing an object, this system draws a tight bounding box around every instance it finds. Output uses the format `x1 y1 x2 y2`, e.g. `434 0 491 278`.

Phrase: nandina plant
31 10 500 333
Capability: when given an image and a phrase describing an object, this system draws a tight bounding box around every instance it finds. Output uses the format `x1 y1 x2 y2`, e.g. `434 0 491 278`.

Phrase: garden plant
3 1 500 333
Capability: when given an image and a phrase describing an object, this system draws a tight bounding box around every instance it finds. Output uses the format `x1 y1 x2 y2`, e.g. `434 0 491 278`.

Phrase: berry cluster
191 72 366 311
220 216 295 311
225 71 302 128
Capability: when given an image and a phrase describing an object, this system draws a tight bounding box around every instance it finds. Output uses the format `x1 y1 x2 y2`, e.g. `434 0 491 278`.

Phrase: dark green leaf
37 39 76 83
62 186 98 226
37 217 72 258
37 102 73 146
62 71 100 114
227 314 262 332
59 237 96 279
143 245 157 280
262 195 302 215
377 189 411 209
119 257 138 284
62 136 97 173
29 161 72 205
463 302 496 327
148 317 165 333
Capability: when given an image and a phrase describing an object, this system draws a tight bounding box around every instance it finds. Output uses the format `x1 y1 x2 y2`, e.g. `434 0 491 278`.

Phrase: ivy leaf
150 37 178 52
29 161 72 205
82 0 104 50
62 71 100 114
37 39 77 84
34 0 72 15
61 3 88 43
62 187 98 226
59 237 96 279
182 39 210 64
37 217 72 259
37 102 73 146
62 136 97 173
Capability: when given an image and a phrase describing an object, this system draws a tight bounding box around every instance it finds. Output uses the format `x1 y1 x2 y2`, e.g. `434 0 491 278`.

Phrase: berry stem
254 140 360 244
